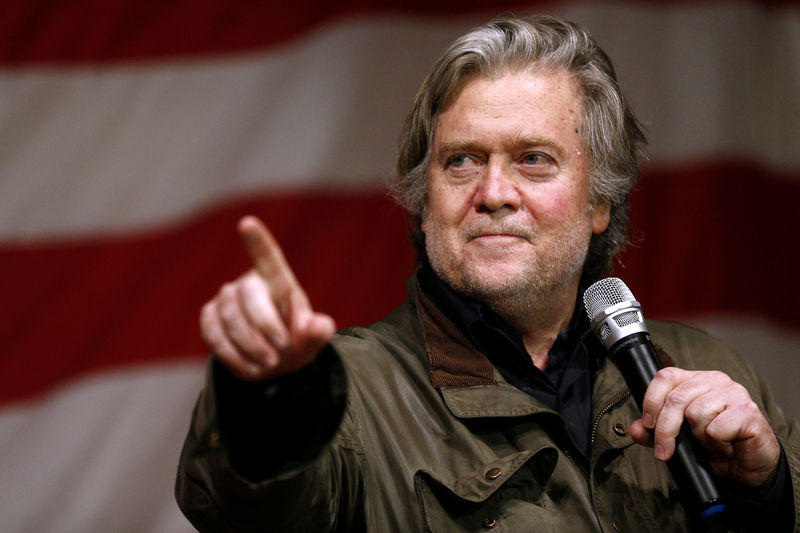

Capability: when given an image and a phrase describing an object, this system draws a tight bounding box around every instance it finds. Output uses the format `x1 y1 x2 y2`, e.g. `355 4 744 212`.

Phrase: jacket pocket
414 447 560 532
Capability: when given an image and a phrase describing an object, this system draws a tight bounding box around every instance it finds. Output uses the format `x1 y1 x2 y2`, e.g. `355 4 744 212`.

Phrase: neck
484 280 579 371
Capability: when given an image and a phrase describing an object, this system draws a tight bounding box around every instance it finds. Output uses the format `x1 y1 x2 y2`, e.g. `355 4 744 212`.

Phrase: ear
591 202 611 234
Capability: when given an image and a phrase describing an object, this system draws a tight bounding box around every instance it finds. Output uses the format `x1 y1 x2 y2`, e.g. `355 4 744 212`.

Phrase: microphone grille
583 277 636 322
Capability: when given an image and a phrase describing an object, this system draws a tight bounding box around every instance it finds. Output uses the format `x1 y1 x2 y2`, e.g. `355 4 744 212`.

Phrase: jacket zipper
562 446 589 478
577 391 633 532
590 391 631 449
562 391 632 480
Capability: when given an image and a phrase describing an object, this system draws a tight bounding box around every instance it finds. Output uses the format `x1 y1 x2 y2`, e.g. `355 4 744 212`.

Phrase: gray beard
427 218 591 327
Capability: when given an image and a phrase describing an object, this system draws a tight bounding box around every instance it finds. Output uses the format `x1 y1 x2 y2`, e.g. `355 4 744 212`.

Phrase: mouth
472 233 522 239
466 220 532 241
465 221 533 245
469 233 530 247
469 229 530 239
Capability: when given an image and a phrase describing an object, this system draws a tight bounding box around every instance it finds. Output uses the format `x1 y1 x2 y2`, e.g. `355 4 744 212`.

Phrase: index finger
641 367 689 426
237 216 302 293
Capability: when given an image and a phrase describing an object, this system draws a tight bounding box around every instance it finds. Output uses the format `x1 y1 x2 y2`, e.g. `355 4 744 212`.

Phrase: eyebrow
436 135 566 159
511 134 566 158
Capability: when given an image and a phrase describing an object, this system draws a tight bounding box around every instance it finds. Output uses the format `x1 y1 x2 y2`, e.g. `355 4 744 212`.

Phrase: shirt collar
417 262 595 361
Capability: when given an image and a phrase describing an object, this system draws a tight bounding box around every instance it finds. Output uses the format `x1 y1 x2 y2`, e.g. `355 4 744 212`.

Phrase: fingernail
271 332 289 349
643 412 654 429
655 444 666 461
264 353 279 369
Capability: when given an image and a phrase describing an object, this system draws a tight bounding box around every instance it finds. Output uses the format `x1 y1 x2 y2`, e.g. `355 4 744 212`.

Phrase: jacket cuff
212 346 347 482
721 444 795 532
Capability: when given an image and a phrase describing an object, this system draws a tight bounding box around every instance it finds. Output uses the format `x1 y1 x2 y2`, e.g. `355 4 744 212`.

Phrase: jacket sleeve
174 346 367 533
750 365 800 532
711 339 800 532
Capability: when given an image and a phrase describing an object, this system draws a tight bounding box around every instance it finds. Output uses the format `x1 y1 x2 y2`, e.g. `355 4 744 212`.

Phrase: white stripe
0 3 798 241
0 362 205 533
566 2 800 172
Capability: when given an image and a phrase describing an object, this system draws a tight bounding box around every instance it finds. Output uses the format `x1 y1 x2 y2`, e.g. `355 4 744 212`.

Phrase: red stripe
621 160 798 324
3 0 794 65
1 162 798 405
0 190 417 405
1 0 535 65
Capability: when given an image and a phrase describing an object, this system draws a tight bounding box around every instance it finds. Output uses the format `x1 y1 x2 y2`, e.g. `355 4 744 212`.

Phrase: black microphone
583 277 727 524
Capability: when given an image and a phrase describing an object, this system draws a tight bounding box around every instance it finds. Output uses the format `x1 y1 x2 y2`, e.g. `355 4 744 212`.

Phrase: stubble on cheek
425 210 593 313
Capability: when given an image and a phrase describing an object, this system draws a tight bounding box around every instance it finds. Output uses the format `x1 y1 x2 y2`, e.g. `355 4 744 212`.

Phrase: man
176 16 798 532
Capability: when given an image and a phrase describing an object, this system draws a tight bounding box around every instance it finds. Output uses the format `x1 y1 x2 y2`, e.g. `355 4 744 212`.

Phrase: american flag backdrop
1 1 798 531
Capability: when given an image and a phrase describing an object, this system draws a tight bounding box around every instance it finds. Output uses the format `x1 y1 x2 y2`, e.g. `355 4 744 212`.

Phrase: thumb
300 312 337 354
630 419 654 448
272 312 337 377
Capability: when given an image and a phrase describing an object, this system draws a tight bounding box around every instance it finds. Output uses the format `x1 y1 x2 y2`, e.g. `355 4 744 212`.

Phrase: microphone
583 277 727 523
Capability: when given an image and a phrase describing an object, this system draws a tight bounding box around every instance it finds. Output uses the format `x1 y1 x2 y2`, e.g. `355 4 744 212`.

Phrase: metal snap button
612 519 624 532
483 517 497 529
485 467 502 480
613 423 627 436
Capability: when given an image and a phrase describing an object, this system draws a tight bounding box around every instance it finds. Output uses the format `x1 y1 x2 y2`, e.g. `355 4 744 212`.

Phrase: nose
474 159 521 213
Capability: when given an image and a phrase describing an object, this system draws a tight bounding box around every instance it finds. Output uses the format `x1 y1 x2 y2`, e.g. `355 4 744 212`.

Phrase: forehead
434 69 583 147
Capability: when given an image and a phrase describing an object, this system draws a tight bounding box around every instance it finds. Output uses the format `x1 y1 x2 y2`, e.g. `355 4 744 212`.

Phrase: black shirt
418 263 599 456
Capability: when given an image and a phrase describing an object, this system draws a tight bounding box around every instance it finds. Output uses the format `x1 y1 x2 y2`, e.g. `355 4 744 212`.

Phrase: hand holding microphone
583 278 781 522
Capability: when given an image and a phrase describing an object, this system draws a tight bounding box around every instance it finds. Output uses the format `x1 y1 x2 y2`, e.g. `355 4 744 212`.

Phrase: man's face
421 70 610 305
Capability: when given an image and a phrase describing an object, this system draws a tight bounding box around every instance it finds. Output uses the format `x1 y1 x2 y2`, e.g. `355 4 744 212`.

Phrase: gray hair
391 15 646 279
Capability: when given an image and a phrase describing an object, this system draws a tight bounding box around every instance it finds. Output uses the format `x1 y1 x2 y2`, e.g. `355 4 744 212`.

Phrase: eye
447 154 474 168
522 152 550 166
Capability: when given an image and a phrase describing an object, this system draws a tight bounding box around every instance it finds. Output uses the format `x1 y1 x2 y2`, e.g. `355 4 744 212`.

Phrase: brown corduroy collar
416 283 498 389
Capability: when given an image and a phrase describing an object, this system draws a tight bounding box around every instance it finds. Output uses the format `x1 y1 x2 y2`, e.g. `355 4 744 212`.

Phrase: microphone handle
609 333 726 520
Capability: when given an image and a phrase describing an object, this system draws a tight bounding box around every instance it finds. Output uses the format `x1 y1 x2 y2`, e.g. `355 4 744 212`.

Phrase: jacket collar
412 273 665 420
415 280 555 418
416 281 495 389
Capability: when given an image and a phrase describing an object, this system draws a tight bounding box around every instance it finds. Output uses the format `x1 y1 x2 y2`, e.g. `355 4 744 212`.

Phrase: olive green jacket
176 284 800 532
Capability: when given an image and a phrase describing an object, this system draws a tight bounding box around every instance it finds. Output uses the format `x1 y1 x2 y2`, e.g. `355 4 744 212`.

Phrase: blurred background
1 1 798 531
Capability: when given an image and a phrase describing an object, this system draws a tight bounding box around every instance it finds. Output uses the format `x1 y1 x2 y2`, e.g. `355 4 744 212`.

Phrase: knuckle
744 399 762 417
219 281 235 294
731 382 750 398
219 281 239 301
199 301 215 327
656 366 682 382
654 426 673 441
664 389 686 409
683 402 702 422
707 370 730 384
239 272 263 295
217 301 237 325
